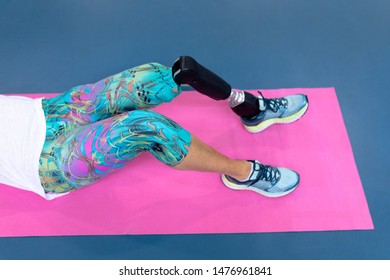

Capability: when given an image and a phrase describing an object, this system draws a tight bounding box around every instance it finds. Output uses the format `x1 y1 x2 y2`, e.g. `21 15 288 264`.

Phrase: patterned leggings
39 63 192 194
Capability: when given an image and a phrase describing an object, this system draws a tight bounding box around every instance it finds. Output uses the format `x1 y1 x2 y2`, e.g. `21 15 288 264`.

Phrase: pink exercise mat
0 88 373 236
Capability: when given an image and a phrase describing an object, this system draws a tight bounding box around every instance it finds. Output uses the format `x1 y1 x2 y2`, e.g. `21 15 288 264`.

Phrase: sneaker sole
244 99 309 133
221 174 299 198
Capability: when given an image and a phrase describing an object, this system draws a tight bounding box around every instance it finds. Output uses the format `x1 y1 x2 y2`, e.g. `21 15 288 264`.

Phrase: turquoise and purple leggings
39 63 191 194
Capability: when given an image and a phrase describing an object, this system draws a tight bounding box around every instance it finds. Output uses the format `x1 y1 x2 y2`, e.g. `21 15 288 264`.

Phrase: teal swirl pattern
39 63 191 193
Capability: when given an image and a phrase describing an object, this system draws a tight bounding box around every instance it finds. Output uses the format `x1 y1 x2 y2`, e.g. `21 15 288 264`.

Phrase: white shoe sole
221 174 299 198
244 101 309 133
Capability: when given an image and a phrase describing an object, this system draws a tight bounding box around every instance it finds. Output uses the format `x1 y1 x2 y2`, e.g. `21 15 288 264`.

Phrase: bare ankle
230 161 252 181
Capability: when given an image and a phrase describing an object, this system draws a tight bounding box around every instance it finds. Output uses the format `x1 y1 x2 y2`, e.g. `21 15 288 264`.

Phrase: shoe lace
258 91 288 113
256 163 281 185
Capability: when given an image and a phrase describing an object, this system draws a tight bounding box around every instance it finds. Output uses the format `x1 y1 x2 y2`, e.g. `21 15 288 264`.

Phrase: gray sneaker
222 160 300 197
242 92 309 133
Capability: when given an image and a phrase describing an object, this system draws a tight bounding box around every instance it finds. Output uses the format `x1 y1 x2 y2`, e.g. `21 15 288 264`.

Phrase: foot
222 160 300 198
242 92 309 133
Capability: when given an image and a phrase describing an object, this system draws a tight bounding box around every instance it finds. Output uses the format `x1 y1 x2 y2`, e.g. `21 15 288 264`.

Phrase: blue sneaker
222 160 300 198
242 92 309 133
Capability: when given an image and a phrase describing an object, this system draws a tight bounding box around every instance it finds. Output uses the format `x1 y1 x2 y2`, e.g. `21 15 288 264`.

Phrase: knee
123 110 191 166
122 109 191 147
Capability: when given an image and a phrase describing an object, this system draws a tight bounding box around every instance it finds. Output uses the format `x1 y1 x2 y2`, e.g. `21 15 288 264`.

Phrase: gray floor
0 0 389 259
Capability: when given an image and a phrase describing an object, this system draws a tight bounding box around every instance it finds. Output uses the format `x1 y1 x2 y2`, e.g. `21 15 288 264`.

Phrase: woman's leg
39 108 250 193
39 109 298 198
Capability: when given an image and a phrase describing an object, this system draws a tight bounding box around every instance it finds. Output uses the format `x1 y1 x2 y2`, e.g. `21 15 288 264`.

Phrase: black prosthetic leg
172 56 260 119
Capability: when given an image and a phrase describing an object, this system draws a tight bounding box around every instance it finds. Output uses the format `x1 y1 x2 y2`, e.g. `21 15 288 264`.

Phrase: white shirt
0 95 64 200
